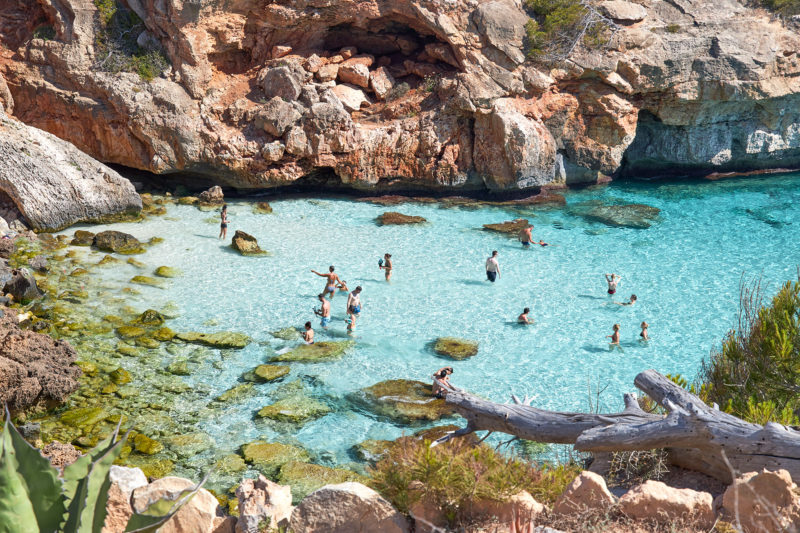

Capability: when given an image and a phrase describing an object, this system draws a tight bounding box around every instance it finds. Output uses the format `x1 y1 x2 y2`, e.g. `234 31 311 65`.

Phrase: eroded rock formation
2 0 800 192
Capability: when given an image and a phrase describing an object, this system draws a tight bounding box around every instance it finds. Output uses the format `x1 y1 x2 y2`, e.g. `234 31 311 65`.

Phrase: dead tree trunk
439 369 800 483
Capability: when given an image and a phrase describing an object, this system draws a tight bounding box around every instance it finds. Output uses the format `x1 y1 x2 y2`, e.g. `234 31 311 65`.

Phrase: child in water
303 321 314 344
218 204 229 240
607 323 621 346
640 321 649 341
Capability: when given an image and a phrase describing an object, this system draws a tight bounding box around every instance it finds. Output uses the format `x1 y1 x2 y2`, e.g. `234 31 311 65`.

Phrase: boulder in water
154 266 181 278
176 331 251 349
482 218 530 235
242 364 290 383
351 379 452 424
214 383 256 403
277 461 367 503
253 202 273 214
132 309 165 327
270 327 301 341
573 203 661 229
270 341 354 363
70 230 95 246
198 185 224 205
231 230 267 256
257 394 331 424
433 337 479 360
93 230 145 254
241 441 311 478
4 268 42 303
376 212 427 225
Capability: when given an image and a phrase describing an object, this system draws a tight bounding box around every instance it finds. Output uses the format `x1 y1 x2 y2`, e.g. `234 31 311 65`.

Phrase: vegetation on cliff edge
523 0 613 61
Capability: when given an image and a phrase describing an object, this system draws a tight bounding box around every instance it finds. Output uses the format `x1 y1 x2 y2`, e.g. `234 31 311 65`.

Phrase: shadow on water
193 234 219 239
577 294 606 301
460 279 488 287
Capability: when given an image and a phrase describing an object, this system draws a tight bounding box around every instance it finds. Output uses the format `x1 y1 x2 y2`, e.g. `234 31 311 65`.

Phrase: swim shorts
487 271 497 282
521 241 530 247
351 305 361 314
608 289 615 295
321 317 330 327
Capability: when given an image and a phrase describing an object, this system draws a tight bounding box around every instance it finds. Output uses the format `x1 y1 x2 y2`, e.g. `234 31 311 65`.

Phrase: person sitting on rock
432 367 459 398
303 321 314 344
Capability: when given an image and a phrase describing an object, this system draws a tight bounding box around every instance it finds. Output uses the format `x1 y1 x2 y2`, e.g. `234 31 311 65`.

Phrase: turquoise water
64 174 800 477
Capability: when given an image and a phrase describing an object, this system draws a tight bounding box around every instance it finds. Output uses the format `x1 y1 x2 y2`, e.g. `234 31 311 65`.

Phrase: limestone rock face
553 471 615 515
131 476 229 533
619 480 715 528
466 491 544 533
236 475 293 533
721 469 800 533
3 0 800 192
290 482 410 533
0 108 141 231
102 466 148 533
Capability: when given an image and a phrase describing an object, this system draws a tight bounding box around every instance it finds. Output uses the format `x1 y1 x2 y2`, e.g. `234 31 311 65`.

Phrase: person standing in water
303 321 315 344
518 308 533 324
640 321 649 341
346 286 362 330
379 253 393 282
219 204 229 240
314 293 331 329
519 225 533 247
607 323 621 346
486 251 500 282
311 266 342 299
605 273 621 295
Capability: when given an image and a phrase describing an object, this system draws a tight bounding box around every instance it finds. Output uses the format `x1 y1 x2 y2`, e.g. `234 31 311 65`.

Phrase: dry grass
536 505 737 533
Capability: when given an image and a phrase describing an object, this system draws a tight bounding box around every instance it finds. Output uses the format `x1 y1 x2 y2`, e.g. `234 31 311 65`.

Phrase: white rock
599 0 648 23
331 84 370 112
236 475 293 533
109 466 148 494
369 67 395 100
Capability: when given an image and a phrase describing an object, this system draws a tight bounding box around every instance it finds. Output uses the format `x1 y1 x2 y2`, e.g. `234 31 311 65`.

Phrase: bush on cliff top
756 0 800 16
523 0 612 62
699 276 800 425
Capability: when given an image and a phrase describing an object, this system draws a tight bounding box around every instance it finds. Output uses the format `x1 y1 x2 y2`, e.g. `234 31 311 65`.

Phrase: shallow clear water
62 174 800 477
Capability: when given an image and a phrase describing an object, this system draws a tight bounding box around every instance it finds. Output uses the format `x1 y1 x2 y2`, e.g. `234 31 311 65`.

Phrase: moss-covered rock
71 230 95 246
70 268 89 277
164 433 212 458
116 344 141 357
253 202 273 214
257 395 331 424
270 327 300 341
154 266 181 278
376 212 427 225
433 337 479 360
243 364 290 383
130 276 163 288
75 360 98 376
119 456 175 479
60 406 108 429
351 439 394 464
132 309 166 327
133 433 164 455
352 380 452 424
216 454 246 474
178 196 199 205
166 360 190 376
176 331 251 349
93 231 145 254
231 230 268 256
127 258 146 268
116 325 146 339
241 441 310 478
278 461 367 503
135 336 161 349
270 341 354 363
482 218 530 235
97 255 121 266
110 367 132 385
215 383 255 403
152 327 176 342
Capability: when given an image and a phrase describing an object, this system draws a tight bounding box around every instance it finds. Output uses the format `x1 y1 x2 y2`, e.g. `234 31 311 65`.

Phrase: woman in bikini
432 367 458 398
219 204 229 240
311 266 341 299
607 323 621 346
380 253 393 282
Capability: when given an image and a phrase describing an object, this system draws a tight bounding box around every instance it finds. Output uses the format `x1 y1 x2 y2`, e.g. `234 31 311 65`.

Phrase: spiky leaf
124 472 209 533
0 421 40 533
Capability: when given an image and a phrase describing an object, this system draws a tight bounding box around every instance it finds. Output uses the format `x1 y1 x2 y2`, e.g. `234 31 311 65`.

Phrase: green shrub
523 0 611 61
665 23 681 33
0 410 200 532
756 0 800 16
32 25 56 41
700 277 800 425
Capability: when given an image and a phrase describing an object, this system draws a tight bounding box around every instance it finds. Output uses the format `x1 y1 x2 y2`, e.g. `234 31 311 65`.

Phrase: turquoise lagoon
59 174 800 484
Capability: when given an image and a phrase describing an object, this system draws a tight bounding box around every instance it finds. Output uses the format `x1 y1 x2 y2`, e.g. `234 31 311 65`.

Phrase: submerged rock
60 406 108 429
270 327 301 341
573 203 661 229
132 309 165 327
71 230 95 246
176 331 251 349
116 326 146 339
376 212 427 225
351 439 394 464
132 433 163 455
270 341 354 363
165 433 213 459
243 364 290 383
241 441 311 478
120 456 174 479
93 231 145 254
215 383 256 403
130 276 162 288
154 266 181 278
257 395 331 424
433 337 479 360
253 202 273 214
278 461 367 503
352 380 452 424
216 454 246 474
231 230 267 256
4 268 42 303
482 218 530 235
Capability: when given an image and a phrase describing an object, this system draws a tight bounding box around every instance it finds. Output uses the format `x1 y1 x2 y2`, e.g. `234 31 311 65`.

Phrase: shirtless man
486 251 500 282
347 286 362 329
380 253 393 282
303 322 315 344
311 266 341 299
314 293 331 328
605 273 621 295
519 225 533 247
518 308 533 324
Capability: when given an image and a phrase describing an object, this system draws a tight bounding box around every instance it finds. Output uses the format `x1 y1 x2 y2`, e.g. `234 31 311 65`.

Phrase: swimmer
535 240 550 247
606 323 620 345
605 273 620 295
218 204 229 240
311 266 342 299
303 321 314 344
640 321 649 341
347 286 362 328
486 250 500 282
314 293 331 328
518 307 533 325
336 280 349 293
519 225 533 247
615 294 637 306
432 367 459 398
379 253 393 282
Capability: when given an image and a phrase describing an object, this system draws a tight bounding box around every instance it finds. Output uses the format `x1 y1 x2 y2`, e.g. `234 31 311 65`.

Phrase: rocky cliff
1 0 800 193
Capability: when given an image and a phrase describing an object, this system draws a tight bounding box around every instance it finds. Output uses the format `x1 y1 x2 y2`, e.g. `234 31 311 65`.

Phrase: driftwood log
437 369 800 483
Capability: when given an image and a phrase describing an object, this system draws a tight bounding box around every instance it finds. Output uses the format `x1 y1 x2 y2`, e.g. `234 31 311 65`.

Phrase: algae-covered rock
270 341 354 363
569 202 661 229
216 454 246 474
243 364 290 383
69 268 88 277
178 196 199 205
135 336 160 349
132 309 165 326
120 456 174 479
116 344 141 357
270 327 300 341
482 218 530 235
241 441 310 478
164 433 212 458
127 258 146 268
433 337 479 360
97 255 121 266
351 439 394 464
166 360 190 376
215 383 255 403
60 406 108 428
278 461 367 503
176 331 251 349
71 230 95 246
231 230 268 256
110 367 132 385
116 326 146 339
93 231 145 254
352 380 452 424
253 202 273 214
154 266 181 278
148 237 164 245
376 212 427 225
75 360 98 376
257 395 331 424
152 327 176 342
133 433 164 455
130 276 162 288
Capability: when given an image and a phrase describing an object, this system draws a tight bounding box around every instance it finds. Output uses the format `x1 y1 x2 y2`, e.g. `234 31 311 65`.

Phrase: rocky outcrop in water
3 0 800 191
0 103 142 230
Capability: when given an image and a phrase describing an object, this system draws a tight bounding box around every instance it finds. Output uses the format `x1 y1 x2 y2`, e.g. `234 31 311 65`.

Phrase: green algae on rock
270 327 301 341
244 364 290 383
257 395 331 424
60 406 108 429
119 455 175 479
216 454 246 474
482 218 530 235
154 266 181 278
253 202 273 214
176 331 251 349
241 441 310 478
270 341 354 363
133 433 164 455
116 344 141 357
278 461 367 503
116 325 146 339
231 230 268 256
109 367 132 385
93 230 146 254
132 309 166 326
433 337 479 360
97 254 121 266
164 433 212 458
215 383 256 403
152 327 176 342
352 379 452 424
376 211 427 225
130 275 163 288
166 360 191 376
126 258 146 268
135 336 161 349
70 230 95 246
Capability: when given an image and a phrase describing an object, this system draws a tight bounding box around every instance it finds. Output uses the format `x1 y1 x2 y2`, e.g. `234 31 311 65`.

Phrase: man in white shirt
485 251 500 282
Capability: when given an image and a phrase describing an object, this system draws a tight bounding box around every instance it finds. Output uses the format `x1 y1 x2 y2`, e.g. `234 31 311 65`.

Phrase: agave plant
0 407 204 533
